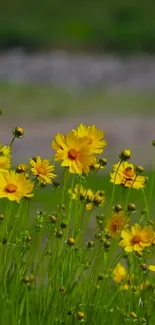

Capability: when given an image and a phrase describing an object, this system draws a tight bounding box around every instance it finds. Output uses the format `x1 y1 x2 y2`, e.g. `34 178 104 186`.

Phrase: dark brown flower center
132 235 141 244
6 184 17 193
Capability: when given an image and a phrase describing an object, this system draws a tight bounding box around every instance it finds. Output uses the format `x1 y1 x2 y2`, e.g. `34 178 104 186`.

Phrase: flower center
87 137 92 144
124 167 135 178
112 221 120 232
131 235 141 244
68 148 79 160
37 166 46 175
6 184 17 193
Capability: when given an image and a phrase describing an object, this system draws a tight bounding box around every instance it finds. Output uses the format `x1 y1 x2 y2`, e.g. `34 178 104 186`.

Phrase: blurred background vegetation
1 0 155 53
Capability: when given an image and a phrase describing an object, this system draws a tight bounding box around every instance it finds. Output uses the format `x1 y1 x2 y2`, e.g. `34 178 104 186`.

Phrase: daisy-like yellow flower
113 263 127 283
52 131 96 174
106 212 129 238
110 161 147 189
120 224 154 252
30 156 56 184
0 144 11 158
0 170 34 202
0 156 11 171
73 123 107 154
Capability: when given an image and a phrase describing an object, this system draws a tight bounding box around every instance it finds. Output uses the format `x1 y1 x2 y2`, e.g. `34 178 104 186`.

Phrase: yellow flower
113 263 127 283
30 157 56 184
0 156 11 171
68 184 94 210
120 224 154 252
0 144 11 158
0 170 34 202
16 163 28 173
106 212 129 238
73 123 107 154
110 161 147 189
51 133 66 151
52 132 96 174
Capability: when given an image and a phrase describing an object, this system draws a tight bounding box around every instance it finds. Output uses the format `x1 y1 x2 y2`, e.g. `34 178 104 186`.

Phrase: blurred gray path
1 50 155 90
0 116 154 169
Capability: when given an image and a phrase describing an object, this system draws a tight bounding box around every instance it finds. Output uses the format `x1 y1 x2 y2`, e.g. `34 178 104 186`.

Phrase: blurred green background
0 0 155 215
1 0 155 53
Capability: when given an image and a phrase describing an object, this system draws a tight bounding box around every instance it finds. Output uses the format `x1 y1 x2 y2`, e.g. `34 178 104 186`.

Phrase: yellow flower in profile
0 144 11 158
16 163 28 173
52 132 96 174
120 224 154 252
30 157 56 184
106 212 129 238
113 263 127 283
148 265 155 272
0 170 34 202
73 123 107 154
110 161 147 189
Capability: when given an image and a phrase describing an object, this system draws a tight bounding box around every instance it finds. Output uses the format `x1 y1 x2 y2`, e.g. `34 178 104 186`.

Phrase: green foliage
1 0 155 52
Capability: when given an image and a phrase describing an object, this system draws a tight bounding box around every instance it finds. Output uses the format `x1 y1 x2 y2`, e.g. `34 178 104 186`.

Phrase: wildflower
110 161 147 189
52 133 66 150
30 156 56 184
130 312 137 319
0 144 11 158
120 224 154 252
106 212 129 238
0 170 34 202
113 263 127 283
69 184 94 210
52 132 96 174
93 190 105 206
73 123 107 154
0 156 11 171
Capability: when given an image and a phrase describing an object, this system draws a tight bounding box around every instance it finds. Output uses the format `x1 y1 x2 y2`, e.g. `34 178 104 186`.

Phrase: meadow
0 99 155 324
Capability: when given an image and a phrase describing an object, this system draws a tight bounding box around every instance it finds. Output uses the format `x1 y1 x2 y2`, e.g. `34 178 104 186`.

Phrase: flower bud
127 203 136 212
0 214 4 221
140 263 148 271
98 158 107 166
40 181 47 188
114 204 123 213
119 150 131 161
23 276 30 283
13 127 24 139
49 215 57 223
60 221 67 229
67 237 75 246
135 165 144 173
152 140 155 146
76 312 85 320
56 231 63 238
98 274 104 280
59 286 66 293
104 240 111 249
87 241 94 248
130 312 137 319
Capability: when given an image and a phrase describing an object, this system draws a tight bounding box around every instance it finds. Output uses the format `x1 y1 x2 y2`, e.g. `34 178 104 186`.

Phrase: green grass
1 84 155 121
